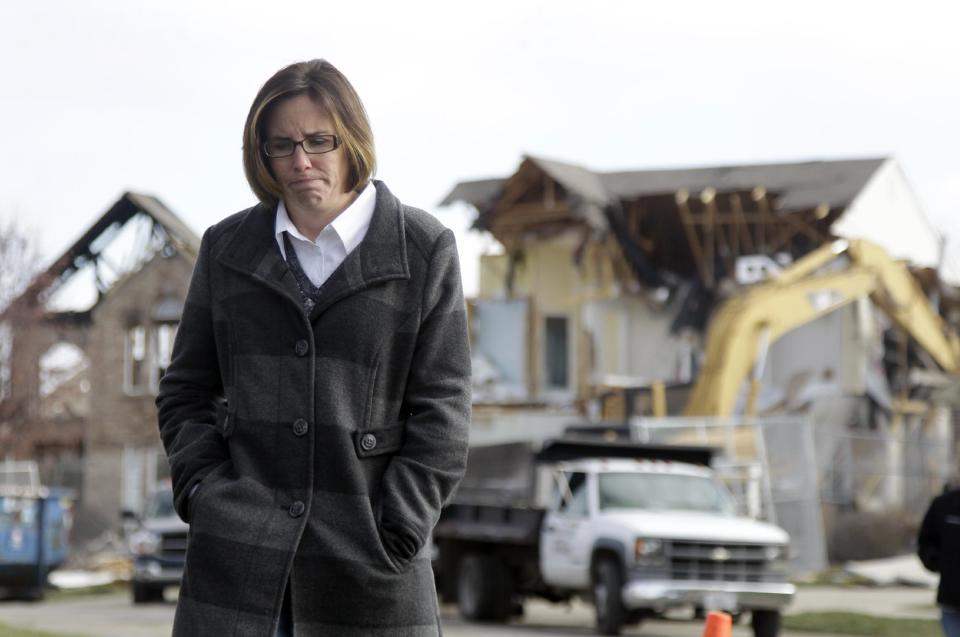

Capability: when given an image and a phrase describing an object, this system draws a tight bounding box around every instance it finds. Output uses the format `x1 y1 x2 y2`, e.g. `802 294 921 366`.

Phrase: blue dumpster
0 487 73 600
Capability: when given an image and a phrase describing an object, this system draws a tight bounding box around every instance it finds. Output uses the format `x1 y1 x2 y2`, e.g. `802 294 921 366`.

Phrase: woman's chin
289 189 332 208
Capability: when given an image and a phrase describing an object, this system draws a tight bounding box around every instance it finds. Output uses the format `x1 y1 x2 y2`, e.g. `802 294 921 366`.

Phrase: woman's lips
290 177 322 188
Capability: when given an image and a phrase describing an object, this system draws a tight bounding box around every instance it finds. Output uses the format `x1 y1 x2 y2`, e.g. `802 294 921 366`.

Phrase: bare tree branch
0 215 42 314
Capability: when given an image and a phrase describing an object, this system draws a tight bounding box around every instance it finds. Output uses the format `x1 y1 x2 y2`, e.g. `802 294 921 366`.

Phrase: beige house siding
475 230 692 405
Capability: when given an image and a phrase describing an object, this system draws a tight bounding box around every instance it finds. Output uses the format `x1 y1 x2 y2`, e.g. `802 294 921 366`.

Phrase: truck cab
541 457 794 635
434 438 795 637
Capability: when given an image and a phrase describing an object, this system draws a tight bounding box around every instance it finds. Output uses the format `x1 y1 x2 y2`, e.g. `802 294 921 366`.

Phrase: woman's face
265 94 354 218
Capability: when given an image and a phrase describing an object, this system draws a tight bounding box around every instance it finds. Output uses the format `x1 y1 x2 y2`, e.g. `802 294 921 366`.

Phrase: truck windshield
598 473 735 515
145 489 176 519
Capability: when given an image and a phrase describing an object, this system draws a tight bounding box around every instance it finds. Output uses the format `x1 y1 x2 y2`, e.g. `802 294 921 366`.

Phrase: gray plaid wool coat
156 181 471 636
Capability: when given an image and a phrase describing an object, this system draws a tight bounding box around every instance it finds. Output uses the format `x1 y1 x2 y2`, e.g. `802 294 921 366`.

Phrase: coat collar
216 180 410 316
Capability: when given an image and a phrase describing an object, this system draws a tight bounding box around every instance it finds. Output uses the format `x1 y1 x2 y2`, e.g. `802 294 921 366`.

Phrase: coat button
289 500 305 518
292 419 309 437
360 433 377 451
294 339 309 357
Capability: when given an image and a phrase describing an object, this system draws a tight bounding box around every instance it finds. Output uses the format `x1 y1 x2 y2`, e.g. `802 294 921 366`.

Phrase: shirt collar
274 181 377 254
330 181 376 254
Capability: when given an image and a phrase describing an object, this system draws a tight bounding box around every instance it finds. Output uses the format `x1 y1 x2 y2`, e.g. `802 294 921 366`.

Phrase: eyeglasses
262 135 341 158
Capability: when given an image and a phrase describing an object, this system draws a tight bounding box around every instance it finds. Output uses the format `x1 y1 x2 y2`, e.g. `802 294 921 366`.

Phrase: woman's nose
291 145 312 170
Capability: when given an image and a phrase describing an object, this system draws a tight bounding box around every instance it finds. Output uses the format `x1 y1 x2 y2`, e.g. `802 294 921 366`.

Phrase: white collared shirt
274 182 377 288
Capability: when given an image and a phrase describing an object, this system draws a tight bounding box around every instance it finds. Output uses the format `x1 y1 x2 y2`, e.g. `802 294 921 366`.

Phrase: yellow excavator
665 238 960 418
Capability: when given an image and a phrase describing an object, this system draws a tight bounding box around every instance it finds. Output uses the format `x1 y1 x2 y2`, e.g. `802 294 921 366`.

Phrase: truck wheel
132 583 163 604
15 587 45 602
593 559 626 636
751 609 781 637
457 553 512 622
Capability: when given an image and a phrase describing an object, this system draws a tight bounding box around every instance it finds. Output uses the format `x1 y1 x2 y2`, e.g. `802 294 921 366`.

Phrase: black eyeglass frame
262 135 342 158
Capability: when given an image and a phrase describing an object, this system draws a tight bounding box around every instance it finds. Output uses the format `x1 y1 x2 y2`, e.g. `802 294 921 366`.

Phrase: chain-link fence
631 415 827 574
630 408 954 573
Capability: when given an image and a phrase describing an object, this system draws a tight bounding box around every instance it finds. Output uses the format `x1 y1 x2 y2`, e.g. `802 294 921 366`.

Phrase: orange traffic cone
701 611 732 637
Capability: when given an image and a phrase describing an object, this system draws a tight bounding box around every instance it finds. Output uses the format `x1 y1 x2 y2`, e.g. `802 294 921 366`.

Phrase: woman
157 59 471 636
919 484 960 637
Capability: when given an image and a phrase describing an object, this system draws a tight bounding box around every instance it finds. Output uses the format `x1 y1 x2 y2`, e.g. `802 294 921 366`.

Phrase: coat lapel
308 181 410 319
214 182 411 318
215 202 304 309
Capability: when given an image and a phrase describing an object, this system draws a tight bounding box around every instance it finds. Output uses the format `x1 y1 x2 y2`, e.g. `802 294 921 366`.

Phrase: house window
151 323 177 392
0 323 10 402
472 299 529 400
124 326 147 395
544 316 569 390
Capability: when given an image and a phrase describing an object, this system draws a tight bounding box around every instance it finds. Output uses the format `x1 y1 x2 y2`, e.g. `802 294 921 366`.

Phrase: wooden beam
488 229 520 254
506 250 521 298
768 221 798 255
627 199 641 238
767 211 829 254
703 188 737 279
495 201 572 216
752 187 770 250
729 192 756 253
676 190 713 287
488 203 573 234
680 212 816 225
702 188 716 287
493 163 541 214
725 195 740 258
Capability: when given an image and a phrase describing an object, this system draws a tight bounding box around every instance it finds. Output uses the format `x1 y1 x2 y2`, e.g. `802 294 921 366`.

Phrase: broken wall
475 230 659 404
74 249 193 538
583 296 695 388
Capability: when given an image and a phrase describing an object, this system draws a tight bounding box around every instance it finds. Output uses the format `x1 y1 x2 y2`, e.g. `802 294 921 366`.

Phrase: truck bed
434 502 545 546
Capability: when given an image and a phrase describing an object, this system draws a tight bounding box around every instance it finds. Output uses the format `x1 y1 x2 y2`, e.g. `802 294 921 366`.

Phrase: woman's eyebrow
268 131 333 139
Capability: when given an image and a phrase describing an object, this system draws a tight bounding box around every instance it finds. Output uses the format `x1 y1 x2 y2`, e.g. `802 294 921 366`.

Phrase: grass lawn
0 624 86 637
783 611 941 637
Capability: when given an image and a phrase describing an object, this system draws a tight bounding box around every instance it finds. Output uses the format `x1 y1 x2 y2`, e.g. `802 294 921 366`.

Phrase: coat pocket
352 422 405 458
219 411 235 439
186 460 233 524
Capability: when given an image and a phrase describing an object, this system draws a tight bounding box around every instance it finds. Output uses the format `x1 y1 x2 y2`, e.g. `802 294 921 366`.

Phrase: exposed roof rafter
2 192 200 321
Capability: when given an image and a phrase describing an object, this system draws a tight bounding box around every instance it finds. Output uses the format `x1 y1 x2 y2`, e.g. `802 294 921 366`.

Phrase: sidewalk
786 584 937 620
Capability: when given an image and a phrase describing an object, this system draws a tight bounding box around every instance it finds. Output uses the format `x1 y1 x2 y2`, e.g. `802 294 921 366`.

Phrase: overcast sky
2 0 959 295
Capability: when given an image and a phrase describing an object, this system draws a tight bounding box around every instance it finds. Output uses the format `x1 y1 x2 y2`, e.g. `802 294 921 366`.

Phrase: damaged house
442 155 959 529
0 193 198 539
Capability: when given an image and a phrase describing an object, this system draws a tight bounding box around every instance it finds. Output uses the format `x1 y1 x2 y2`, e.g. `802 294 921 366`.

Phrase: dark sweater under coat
918 487 960 608
156 181 471 636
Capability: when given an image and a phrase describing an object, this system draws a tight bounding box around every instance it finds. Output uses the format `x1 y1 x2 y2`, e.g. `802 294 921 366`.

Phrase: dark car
127 486 187 603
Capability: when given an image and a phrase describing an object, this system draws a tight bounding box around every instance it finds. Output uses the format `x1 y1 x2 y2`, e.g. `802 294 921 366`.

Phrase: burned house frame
0 193 198 539
443 155 956 424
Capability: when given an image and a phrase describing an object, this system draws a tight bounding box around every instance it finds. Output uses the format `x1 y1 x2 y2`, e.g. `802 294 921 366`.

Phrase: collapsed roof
442 155 885 216
441 155 889 293
2 192 200 323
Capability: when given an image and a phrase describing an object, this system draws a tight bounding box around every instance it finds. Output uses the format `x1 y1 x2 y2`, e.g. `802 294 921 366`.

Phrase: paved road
0 586 937 637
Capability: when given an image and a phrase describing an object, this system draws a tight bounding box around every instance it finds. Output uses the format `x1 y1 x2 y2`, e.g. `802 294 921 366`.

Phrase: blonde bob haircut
242 59 376 205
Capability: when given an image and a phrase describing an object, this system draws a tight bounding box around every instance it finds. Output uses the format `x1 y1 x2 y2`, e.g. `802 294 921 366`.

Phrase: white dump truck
433 438 794 636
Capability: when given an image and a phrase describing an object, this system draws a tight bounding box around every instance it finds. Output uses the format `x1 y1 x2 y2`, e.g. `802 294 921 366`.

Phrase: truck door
540 470 593 588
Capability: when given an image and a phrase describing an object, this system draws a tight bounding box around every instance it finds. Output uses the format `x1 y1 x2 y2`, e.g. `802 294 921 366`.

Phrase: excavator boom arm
684 239 960 417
